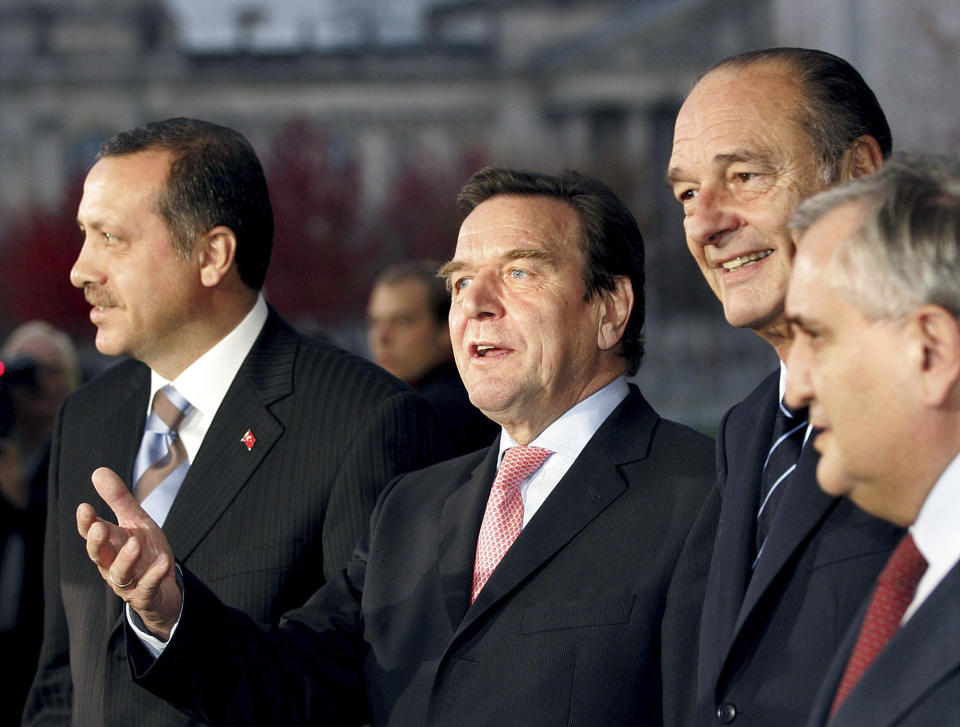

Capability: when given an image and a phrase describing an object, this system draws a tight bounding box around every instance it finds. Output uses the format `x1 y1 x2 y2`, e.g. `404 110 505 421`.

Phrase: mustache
83 286 121 308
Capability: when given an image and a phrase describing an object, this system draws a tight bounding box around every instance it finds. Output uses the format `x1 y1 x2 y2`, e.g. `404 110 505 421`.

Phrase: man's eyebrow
713 150 774 167
665 167 687 188
504 248 554 262
436 260 461 281
437 248 554 280
666 150 774 187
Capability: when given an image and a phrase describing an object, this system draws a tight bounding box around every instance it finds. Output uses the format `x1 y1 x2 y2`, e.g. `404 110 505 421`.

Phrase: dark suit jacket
23 308 450 727
696 370 904 727
806 559 960 727
130 386 718 726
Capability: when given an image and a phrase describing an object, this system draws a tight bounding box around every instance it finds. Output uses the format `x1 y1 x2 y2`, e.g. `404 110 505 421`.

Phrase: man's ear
196 226 237 288
597 276 634 351
841 135 884 181
911 304 960 407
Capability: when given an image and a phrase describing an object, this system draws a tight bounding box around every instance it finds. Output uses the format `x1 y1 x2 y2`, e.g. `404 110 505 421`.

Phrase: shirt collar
910 449 960 573
497 376 630 464
148 295 268 420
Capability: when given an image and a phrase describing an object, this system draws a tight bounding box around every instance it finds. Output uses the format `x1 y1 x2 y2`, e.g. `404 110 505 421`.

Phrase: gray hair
790 152 960 320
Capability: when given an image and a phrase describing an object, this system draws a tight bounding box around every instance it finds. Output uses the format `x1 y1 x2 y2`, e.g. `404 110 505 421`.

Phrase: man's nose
456 273 505 320
70 237 104 290
684 186 743 249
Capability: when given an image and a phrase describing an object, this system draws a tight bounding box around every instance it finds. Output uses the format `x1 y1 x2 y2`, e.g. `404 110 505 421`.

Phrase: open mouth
721 249 773 271
473 343 508 359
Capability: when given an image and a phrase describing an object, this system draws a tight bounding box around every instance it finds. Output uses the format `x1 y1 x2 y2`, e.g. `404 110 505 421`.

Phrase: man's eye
454 277 472 291
509 269 527 280
677 188 697 202
733 172 757 183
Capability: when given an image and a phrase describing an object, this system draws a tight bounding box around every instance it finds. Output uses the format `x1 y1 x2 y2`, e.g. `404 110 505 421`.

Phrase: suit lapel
437 446 501 629
737 442 837 633
455 388 656 635
829 561 960 727
702 371 778 679
161 310 295 560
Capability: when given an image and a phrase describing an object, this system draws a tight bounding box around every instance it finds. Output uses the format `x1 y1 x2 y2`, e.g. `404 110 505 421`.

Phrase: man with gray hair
785 152 960 727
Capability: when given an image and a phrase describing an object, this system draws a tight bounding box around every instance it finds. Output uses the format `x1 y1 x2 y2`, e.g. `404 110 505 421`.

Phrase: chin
814 456 856 499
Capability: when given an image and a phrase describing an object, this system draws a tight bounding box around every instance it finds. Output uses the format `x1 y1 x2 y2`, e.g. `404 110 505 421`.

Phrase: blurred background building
0 0 957 432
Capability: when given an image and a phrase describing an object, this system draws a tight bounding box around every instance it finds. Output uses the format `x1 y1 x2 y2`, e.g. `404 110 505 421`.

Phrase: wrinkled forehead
454 195 583 259
671 65 808 161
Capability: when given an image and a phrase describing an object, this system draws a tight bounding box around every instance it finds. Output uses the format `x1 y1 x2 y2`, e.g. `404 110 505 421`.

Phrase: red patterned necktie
829 533 928 716
471 446 552 603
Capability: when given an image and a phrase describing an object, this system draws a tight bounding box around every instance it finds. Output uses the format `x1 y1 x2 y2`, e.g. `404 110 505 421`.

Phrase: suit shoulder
62 357 145 406
292 333 412 400
723 368 779 421
646 417 716 490
392 446 489 484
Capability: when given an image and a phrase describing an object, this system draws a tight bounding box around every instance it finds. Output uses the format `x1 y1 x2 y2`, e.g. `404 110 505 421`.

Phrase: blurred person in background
0 320 80 726
367 259 498 455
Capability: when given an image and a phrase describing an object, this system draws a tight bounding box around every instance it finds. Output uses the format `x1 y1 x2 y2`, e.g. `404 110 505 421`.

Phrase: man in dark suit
78 167 717 726
784 153 960 727
666 48 905 725
367 259 498 456
23 118 449 726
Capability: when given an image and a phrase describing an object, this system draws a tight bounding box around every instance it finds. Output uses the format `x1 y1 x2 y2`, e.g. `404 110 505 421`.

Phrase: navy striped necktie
755 400 807 564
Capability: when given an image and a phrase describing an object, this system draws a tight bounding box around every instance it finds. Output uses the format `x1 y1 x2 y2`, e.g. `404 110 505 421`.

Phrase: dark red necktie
830 533 928 716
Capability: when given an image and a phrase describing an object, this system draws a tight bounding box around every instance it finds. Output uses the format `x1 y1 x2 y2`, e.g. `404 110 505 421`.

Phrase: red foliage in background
0 179 89 339
0 121 488 344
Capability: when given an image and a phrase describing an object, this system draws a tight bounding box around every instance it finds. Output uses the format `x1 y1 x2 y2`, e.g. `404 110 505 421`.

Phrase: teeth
722 249 773 270
476 345 494 357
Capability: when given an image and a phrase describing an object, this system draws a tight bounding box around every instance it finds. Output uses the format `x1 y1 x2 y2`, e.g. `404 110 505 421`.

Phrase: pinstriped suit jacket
23 308 451 727
129 386 718 726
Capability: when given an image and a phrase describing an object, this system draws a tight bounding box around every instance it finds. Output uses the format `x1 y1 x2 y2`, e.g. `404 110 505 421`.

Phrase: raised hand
76 466 182 640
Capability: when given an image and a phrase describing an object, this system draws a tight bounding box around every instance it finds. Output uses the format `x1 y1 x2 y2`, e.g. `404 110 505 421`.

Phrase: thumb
91 466 147 525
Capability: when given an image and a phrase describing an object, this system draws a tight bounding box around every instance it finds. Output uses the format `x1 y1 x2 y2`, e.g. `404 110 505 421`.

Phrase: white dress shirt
904 450 960 623
497 375 629 527
138 296 268 526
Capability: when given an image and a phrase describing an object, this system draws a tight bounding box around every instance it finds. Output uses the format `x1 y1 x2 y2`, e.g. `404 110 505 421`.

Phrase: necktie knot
877 532 928 589
149 385 192 433
830 533 928 716
494 445 553 492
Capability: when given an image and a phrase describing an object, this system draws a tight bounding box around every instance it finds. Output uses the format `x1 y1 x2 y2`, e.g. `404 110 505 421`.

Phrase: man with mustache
23 117 449 726
77 166 716 726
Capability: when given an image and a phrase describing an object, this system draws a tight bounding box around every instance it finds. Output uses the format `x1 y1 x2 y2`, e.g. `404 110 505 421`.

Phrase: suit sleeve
319 388 451 580
129 477 408 726
661 482 720 727
21 407 73 726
